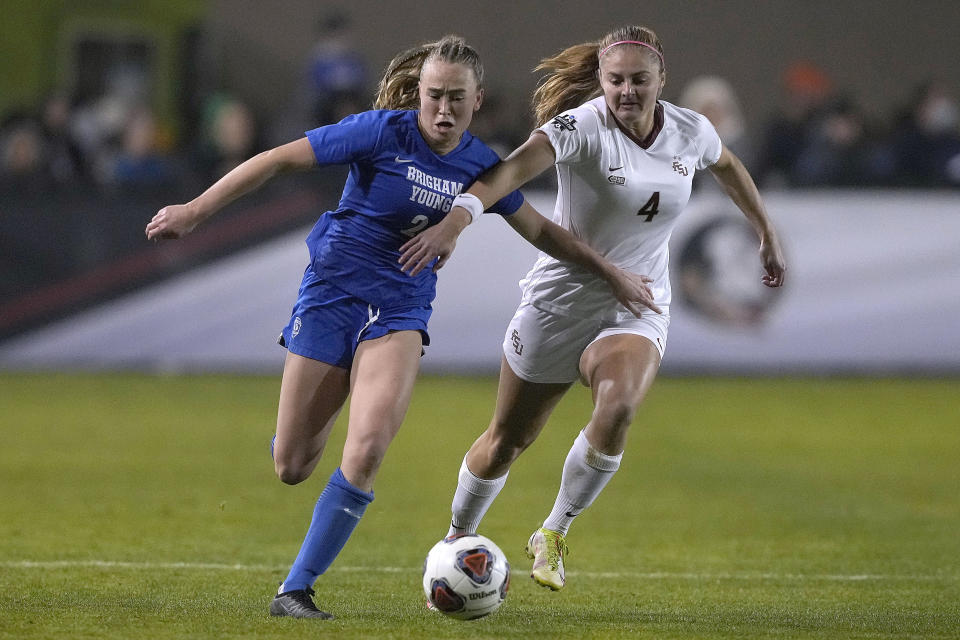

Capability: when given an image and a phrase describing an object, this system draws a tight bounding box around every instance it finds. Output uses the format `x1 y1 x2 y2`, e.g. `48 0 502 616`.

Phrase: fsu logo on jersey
672 155 689 176
551 114 577 131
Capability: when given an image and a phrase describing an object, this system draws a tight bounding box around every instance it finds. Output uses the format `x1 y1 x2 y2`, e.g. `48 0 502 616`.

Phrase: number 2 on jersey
400 214 430 238
637 192 660 222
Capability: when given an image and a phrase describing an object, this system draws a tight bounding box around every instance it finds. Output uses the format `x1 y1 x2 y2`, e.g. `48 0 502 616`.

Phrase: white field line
1 560 956 582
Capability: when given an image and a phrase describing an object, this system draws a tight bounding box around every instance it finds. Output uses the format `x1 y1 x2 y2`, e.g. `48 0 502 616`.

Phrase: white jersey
520 97 722 317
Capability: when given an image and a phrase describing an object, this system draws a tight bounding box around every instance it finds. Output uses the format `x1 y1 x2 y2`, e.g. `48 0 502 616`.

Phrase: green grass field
1 373 958 639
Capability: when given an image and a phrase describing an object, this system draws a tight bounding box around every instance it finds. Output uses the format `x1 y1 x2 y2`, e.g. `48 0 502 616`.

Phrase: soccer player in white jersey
400 25 786 591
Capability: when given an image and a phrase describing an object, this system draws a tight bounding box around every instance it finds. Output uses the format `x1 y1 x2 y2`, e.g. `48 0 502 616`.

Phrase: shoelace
290 587 319 610
543 533 569 570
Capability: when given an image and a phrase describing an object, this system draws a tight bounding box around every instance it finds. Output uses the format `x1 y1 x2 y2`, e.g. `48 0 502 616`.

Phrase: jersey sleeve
486 189 524 216
536 103 600 165
305 110 384 166
692 112 723 169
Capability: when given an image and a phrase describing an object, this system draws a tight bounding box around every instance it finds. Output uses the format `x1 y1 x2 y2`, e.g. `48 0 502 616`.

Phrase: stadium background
2 0 959 373
1 3 958 639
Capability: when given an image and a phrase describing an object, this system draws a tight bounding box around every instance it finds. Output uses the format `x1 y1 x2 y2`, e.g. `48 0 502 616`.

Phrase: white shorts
502 300 670 384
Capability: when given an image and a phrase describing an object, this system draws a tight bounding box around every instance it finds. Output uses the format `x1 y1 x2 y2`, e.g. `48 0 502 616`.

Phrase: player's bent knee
272 440 325 485
274 451 320 485
275 461 310 485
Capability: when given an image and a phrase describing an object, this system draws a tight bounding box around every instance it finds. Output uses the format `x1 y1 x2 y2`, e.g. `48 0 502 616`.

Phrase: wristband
451 193 484 224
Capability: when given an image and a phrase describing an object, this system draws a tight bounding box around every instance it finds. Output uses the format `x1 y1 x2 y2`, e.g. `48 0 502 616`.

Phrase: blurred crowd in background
3 63 960 195
2 12 960 196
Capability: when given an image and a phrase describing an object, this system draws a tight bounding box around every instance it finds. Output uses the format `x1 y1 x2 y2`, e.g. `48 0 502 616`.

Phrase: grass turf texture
1 373 958 639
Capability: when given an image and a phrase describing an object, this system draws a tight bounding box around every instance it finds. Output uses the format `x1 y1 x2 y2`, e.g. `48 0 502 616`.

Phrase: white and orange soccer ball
422 534 510 620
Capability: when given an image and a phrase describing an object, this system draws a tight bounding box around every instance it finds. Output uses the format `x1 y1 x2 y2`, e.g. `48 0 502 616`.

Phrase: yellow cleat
525 527 569 591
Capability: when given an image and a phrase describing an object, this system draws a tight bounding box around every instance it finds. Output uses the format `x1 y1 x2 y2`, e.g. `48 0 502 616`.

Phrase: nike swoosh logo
341 507 363 520
395 156 414 163
608 165 624 171
565 511 581 518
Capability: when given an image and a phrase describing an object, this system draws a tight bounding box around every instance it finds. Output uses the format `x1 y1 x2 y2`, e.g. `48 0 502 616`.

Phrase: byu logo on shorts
292 317 302 337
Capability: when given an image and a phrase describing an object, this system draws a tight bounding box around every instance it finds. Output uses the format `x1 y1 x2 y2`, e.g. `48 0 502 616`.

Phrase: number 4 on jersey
637 192 660 222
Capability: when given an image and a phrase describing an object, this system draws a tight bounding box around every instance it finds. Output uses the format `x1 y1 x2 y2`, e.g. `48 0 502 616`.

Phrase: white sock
542 430 622 536
447 455 508 537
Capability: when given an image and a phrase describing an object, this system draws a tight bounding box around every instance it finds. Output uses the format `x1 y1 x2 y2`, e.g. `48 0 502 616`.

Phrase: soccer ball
422 534 510 620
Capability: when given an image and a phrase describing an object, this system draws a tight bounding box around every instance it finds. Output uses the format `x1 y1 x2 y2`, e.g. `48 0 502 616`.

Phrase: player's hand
759 233 786 288
610 270 662 318
145 204 198 241
399 218 463 276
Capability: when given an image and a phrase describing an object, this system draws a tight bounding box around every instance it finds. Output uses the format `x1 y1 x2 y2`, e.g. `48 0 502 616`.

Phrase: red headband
598 40 665 68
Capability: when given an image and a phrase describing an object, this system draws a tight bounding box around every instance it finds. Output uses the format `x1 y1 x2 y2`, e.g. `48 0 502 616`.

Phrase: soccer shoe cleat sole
529 563 565 591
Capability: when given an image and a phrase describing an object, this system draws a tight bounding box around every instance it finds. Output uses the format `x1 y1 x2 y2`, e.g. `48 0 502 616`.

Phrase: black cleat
269 587 334 619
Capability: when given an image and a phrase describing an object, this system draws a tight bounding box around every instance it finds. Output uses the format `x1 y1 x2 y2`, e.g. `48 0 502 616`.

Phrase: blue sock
280 468 374 593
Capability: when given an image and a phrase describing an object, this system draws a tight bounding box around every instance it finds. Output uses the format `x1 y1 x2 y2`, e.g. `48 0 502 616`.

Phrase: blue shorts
278 267 431 369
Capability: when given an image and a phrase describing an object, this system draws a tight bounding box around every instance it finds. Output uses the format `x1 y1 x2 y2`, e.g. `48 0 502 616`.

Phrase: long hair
532 25 664 126
374 35 484 110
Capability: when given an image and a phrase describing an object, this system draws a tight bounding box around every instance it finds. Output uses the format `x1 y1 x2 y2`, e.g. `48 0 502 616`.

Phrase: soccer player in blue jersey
146 35 659 619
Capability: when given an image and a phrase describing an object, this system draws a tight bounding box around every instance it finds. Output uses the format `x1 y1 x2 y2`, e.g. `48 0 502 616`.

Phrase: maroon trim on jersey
637 102 665 149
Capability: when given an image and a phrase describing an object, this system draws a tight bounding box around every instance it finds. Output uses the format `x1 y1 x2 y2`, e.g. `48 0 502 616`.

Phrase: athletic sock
447 455 508 537
542 430 622 536
279 467 374 593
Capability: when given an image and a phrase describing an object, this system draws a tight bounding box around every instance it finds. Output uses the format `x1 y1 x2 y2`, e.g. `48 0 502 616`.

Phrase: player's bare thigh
578 333 661 454
274 350 351 484
341 330 424 491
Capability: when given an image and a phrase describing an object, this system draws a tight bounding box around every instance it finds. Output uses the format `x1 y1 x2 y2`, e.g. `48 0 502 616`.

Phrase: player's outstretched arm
145 138 316 241
398 133 555 275
708 145 786 288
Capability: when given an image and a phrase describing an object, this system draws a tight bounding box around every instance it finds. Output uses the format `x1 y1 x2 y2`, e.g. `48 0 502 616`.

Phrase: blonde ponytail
532 43 602 127
374 45 432 110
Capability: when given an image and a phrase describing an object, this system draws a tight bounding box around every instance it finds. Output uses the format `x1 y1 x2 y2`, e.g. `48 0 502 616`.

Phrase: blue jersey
304 109 524 308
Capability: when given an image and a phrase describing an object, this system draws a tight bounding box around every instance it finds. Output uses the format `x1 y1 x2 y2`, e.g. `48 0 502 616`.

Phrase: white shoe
525 527 568 591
